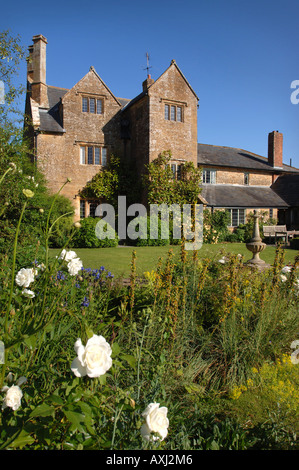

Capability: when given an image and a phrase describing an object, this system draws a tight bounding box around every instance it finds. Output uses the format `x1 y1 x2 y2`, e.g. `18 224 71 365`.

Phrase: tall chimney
268 131 283 168
30 34 48 108
142 74 155 92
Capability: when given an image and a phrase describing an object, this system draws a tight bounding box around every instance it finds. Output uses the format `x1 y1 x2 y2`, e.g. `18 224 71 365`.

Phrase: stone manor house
24 34 299 228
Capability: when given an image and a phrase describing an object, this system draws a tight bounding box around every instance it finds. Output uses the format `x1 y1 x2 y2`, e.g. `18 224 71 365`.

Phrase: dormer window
82 96 103 114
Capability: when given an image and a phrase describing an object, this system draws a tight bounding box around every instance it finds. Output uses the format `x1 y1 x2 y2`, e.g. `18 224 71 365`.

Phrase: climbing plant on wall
143 150 202 206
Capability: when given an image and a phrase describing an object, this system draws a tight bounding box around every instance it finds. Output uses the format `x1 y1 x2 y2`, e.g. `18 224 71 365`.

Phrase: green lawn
50 243 299 278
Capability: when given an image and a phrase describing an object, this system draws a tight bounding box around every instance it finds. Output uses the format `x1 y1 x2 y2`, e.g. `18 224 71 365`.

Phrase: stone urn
246 210 270 268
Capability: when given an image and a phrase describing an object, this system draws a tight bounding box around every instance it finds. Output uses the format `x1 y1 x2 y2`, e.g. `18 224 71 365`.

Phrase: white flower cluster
15 267 36 298
70 335 169 442
15 263 46 298
279 265 299 288
218 254 242 264
58 249 83 276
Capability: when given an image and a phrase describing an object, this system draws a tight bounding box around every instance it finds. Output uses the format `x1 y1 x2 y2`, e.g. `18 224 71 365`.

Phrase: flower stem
0 201 27 388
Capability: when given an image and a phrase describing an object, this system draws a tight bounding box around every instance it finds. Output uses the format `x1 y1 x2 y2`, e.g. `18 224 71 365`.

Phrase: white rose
22 288 35 298
58 249 78 262
281 266 292 273
290 349 299 365
67 257 83 276
280 274 287 282
15 268 35 288
2 385 23 411
141 402 169 441
290 339 299 349
71 334 112 378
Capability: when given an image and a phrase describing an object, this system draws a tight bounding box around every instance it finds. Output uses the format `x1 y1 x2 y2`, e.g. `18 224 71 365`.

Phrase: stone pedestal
246 210 270 269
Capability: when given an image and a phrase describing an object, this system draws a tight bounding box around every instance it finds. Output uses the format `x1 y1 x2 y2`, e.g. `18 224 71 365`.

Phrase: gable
62 66 121 107
149 60 199 101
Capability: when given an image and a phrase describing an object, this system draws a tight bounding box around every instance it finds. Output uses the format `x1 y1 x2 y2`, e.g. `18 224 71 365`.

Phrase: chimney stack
268 131 283 168
142 74 155 92
28 34 48 108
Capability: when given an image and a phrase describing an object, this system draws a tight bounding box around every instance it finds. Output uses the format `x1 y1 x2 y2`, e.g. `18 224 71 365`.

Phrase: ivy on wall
143 150 202 206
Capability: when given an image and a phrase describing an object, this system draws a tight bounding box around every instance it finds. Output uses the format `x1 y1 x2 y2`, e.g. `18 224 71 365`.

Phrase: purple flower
81 296 89 307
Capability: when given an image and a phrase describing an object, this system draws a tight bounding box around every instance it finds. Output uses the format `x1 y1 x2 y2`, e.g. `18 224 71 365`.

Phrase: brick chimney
268 131 283 168
142 74 155 92
27 34 48 108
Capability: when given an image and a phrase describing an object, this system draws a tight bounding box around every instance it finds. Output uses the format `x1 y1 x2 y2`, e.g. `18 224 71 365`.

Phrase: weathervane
144 52 152 77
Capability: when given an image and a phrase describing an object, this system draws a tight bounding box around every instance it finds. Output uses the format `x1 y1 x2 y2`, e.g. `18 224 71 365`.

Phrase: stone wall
36 68 123 219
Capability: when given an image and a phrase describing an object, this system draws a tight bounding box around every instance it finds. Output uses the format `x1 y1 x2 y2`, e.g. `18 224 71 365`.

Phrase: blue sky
2 0 299 167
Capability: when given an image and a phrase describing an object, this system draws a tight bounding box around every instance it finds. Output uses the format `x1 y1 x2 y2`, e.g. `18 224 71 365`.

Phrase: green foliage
143 150 202 206
79 155 142 209
79 155 119 205
125 215 170 247
0 30 27 123
0 158 299 450
225 211 279 244
71 217 118 248
203 209 230 243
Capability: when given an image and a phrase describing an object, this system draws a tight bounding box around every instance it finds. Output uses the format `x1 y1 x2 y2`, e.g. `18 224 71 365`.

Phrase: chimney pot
142 75 154 92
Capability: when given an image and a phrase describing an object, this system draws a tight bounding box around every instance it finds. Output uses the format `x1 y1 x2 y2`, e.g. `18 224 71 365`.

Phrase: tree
0 30 27 125
0 31 75 257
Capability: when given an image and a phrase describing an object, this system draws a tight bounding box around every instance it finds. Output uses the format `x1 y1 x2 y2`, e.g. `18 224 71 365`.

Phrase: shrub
203 209 230 243
126 215 170 246
71 217 118 248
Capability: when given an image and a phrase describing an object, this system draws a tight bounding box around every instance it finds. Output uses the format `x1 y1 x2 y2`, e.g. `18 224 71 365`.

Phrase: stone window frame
166 161 185 180
80 199 100 219
202 168 217 184
227 208 246 227
81 94 104 115
79 144 107 166
163 99 185 122
244 172 250 185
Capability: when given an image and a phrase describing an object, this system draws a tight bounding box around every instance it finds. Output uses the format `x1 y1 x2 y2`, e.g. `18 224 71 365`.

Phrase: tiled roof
200 184 289 208
38 86 68 133
271 174 299 206
198 143 299 173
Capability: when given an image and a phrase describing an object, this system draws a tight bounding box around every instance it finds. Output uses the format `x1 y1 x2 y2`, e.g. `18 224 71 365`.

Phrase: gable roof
60 66 121 107
198 143 299 173
154 59 199 100
121 60 199 112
